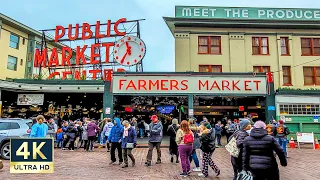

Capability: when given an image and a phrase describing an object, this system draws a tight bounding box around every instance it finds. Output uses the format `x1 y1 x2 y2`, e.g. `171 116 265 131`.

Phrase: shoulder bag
225 132 240 157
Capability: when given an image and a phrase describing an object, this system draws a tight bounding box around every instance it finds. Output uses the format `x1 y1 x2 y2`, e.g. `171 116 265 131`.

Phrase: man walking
108 118 124 165
145 115 163 166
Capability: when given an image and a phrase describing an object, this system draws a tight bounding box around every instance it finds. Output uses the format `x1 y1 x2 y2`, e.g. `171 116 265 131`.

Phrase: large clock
113 36 146 66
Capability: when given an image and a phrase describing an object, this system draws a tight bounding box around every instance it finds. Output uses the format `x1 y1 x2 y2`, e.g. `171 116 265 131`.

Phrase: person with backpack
175 120 194 177
167 118 180 163
275 120 290 157
198 122 220 178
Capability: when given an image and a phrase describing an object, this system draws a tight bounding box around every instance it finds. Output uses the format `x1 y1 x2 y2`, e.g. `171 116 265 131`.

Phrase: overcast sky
0 0 319 72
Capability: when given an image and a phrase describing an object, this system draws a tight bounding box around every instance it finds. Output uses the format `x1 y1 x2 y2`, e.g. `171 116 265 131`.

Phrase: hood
114 118 122 127
250 128 268 138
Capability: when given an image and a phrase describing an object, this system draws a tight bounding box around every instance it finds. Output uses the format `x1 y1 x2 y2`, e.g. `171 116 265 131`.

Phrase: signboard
175 6 320 21
105 107 111 115
189 109 194 116
17 94 44 105
112 75 267 94
267 106 275 111
10 138 54 173
314 116 318 123
156 106 175 114
296 132 315 150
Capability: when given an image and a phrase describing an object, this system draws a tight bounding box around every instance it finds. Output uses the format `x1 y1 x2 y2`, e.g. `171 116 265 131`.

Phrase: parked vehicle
0 118 32 160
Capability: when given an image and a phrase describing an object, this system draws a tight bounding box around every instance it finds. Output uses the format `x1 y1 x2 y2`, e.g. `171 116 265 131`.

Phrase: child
56 127 64 148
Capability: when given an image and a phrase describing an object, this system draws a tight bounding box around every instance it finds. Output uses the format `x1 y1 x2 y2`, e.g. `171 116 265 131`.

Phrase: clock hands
120 41 132 64
126 42 132 55
120 51 128 64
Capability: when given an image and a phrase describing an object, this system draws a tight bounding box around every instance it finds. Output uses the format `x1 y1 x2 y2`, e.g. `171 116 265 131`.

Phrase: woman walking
121 120 136 168
198 122 220 178
81 123 88 150
167 118 180 163
175 120 194 177
188 118 201 172
86 120 99 151
242 121 287 180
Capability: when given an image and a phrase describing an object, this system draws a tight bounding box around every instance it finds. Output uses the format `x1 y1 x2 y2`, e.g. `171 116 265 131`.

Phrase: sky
0 0 319 72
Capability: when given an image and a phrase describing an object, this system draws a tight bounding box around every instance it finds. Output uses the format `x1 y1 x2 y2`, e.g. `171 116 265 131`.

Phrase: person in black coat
198 122 220 178
167 118 180 163
62 122 78 151
242 121 287 180
229 119 251 180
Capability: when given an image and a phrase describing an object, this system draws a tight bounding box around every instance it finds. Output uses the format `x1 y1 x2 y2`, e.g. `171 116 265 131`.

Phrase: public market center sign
112 75 267 95
175 6 320 21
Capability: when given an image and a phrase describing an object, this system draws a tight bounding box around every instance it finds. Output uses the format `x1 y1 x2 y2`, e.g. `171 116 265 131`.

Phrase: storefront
276 89 320 140
103 72 276 122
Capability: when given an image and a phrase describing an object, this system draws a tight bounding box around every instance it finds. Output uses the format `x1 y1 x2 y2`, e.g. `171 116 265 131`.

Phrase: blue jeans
140 128 144 137
277 137 287 155
189 149 200 168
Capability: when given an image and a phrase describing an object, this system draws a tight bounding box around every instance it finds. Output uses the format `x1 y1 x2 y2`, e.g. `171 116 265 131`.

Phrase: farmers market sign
175 6 320 21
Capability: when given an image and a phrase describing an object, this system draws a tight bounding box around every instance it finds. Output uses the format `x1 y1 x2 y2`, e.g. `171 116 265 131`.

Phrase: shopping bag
225 135 240 157
236 170 253 180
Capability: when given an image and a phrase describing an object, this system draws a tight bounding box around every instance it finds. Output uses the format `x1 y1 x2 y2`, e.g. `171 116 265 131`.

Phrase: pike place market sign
112 75 267 94
175 6 320 21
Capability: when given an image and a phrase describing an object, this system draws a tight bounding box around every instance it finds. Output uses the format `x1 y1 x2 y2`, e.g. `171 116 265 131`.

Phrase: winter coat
275 125 290 138
102 122 114 137
190 124 200 149
66 126 78 140
149 121 163 143
226 123 236 134
30 123 48 138
121 127 137 149
229 130 249 171
215 124 222 135
108 118 124 143
199 128 216 153
167 124 179 155
242 128 287 171
87 122 99 137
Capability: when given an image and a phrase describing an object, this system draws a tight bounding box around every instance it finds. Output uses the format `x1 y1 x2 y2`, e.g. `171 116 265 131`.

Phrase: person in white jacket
102 118 114 152
144 121 150 137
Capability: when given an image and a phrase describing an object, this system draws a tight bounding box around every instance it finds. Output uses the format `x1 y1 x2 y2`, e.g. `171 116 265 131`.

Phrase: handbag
225 133 240 157
126 143 134 149
236 170 253 180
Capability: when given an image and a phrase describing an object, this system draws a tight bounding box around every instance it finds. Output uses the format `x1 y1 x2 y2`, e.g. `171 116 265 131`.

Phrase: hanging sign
314 116 318 123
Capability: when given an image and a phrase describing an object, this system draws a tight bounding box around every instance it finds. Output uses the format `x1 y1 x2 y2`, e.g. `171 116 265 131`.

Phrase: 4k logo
10 138 54 173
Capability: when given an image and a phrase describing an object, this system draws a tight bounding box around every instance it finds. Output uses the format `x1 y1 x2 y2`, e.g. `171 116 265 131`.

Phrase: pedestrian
167 118 179 163
74 121 83 149
62 122 78 151
242 121 287 180
175 120 194 177
188 118 201 172
144 120 150 137
86 119 99 151
102 118 114 152
98 118 107 148
30 115 48 138
131 117 139 134
229 119 251 180
198 122 220 178
225 119 236 143
121 120 136 168
215 121 223 146
266 120 277 136
56 127 64 148
275 120 290 157
138 120 145 138
145 115 163 166
108 118 124 165
81 123 89 150
47 118 58 139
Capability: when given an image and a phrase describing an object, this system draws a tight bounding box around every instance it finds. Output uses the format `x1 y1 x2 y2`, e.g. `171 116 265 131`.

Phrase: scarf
123 125 131 138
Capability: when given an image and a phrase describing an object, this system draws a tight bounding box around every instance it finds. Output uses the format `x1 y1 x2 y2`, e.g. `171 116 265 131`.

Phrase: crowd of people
26 114 291 179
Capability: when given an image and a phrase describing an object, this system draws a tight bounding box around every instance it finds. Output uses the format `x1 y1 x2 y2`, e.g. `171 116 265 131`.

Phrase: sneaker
193 167 202 172
156 161 161 164
145 161 151 166
132 160 135 167
69 150 74 152
176 159 180 163
179 172 188 177
198 173 207 178
215 169 221 176
187 170 192 175
109 161 116 165
119 162 123 165
170 157 173 163
122 164 128 168
62 148 67 150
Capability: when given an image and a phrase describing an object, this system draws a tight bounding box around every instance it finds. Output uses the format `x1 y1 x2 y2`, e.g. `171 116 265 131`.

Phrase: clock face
113 36 146 66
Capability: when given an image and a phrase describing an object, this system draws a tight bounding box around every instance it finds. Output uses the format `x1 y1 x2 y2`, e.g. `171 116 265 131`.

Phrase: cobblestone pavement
1 147 320 180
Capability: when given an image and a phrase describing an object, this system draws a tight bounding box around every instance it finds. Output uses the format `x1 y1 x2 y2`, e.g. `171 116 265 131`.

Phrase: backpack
183 131 194 144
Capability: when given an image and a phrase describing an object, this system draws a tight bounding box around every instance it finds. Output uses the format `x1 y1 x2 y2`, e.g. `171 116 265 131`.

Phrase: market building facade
164 6 320 139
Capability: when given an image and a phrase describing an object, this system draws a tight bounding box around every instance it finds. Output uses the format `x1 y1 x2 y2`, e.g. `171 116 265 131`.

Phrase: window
280 104 320 115
199 65 222 72
0 122 9 130
282 66 292 85
9 33 19 49
301 38 320 56
253 66 270 73
303 67 320 85
198 36 221 54
7 56 18 71
252 37 269 55
9 123 20 130
280 37 290 55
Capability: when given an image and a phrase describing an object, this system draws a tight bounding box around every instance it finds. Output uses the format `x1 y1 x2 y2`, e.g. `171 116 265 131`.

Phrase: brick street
1 147 320 180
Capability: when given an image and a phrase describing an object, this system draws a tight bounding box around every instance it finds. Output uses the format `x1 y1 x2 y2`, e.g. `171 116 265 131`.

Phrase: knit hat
254 120 266 129
278 120 284 125
240 119 250 130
